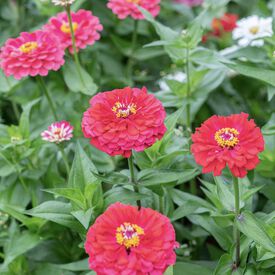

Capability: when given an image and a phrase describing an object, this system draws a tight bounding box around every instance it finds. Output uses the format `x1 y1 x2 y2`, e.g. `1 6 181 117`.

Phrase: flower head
51 0 75 6
233 15 273 47
41 121 73 143
85 202 178 274
0 30 65 80
107 0 160 20
82 87 166 158
44 9 103 54
174 0 203 7
212 13 238 36
191 113 264 178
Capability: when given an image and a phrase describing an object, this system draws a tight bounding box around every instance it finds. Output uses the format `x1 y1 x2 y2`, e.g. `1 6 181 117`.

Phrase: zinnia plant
85 202 178 274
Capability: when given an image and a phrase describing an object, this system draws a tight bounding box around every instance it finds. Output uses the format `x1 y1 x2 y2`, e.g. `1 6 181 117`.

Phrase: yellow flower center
126 0 140 3
215 127 239 148
112 102 137 118
116 222 144 249
19 42 38 53
60 22 78 34
249 26 259 35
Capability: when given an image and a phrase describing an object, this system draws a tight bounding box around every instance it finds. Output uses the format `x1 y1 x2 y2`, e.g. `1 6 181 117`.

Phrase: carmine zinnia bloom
82 87 166 158
233 15 273 47
0 30 65 80
85 202 178 274
107 0 160 20
44 10 103 53
41 121 73 143
191 113 264 178
174 0 203 7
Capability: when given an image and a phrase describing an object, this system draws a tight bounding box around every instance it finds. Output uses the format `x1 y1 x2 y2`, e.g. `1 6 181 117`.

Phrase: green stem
186 48 191 135
65 6 85 86
233 176 240 267
59 145 70 177
128 154 141 209
126 20 139 84
12 102 20 122
36 76 58 121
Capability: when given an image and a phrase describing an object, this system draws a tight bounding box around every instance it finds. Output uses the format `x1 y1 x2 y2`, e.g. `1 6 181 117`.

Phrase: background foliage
0 0 275 274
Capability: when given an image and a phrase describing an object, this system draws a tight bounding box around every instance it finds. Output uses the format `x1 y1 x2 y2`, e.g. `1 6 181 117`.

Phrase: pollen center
112 102 137 118
116 222 144 249
60 22 78 34
249 26 259 35
215 127 239 148
19 42 38 53
126 0 140 3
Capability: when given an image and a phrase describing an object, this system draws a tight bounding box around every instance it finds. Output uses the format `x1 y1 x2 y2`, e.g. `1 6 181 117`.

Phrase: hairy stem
128 154 141 210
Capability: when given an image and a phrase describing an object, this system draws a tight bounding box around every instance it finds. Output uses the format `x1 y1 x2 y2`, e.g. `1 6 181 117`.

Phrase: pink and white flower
41 121 73 143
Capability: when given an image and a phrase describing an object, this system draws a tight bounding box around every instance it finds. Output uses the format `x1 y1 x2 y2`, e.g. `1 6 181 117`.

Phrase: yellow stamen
60 22 78 34
112 101 137 118
116 222 144 249
215 127 239 148
126 0 140 3
19 42 38 53
249 26 259 35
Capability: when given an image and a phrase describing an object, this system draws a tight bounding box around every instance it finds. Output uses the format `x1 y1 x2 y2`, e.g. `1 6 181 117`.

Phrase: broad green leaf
213 254 234 275
68 142 99 191
174 262 213 275
63 61 97 95
237 211 275 253
0 71 19 93
71 208 93 229
44 188 86 209
56 258 89 271
164 265 173 275
26 201 84 233
224 61 275 87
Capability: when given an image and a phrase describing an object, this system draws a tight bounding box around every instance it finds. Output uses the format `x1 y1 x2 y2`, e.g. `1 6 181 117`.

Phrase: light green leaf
174 262 213 275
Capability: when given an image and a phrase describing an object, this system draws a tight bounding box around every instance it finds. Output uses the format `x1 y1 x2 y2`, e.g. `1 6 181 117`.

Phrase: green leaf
71 208 93 229
213 254 234 275
56 258 89 271
224 61 275 87
26 201 84 233
0 70 19 93
44 188 86 209
236 211 275 253
164 265 173 275
63 61 97 95
174 262 213 275
68 142 99 191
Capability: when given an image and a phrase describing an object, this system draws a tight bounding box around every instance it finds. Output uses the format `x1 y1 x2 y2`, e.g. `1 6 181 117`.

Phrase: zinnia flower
174 0 203 7
52 0 75 6
191 113 264 178
0 30 65 80
107 0 160 20
41 121 73 143
233 15 273 47
44 10 103 53
82 87 166 158
85 202 178 274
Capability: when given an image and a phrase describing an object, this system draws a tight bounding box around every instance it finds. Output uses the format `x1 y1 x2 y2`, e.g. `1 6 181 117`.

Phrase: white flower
159 72 186 92
51 0 75 6
233 15 273 47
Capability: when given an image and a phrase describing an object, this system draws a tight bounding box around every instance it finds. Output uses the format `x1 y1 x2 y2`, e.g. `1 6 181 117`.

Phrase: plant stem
233 176 240 267
186 48 191 134
126 20 139 84
11 102 20 122
36 76 58 121
65 6 85 86
128 154 141 210
58 145 70 177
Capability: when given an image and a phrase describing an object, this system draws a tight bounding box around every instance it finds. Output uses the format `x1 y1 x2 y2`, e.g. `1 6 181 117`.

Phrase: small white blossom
159 72 187 92
51 0 75 6
233 15 273 47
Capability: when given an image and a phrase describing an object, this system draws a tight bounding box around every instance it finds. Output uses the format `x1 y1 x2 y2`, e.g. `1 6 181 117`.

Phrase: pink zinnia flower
41 121 73 143
85 202 178 274
107 0 161 20
81 87 166 158
0 30 65 80
175 0 203 7
44 9 103 54
191 113 264 178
